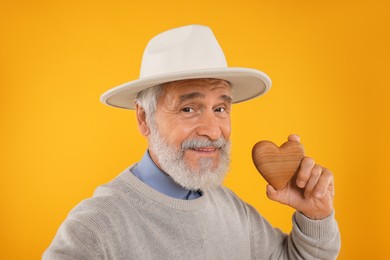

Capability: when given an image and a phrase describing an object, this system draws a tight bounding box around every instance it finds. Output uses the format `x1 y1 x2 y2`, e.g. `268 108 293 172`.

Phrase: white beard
148 127 231 191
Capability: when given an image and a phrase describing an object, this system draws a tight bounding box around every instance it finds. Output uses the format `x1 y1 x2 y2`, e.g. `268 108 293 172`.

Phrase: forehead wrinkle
179 92 232 105
161 80 232 109
179 92 205 103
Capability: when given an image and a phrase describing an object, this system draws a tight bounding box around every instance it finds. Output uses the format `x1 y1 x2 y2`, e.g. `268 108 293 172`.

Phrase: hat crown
139 25 227 78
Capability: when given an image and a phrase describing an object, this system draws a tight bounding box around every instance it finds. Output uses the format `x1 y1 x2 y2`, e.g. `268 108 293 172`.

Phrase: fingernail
297 181 305 188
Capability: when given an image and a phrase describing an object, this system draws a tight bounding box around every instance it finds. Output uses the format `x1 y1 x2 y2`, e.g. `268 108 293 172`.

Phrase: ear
135 104 150 136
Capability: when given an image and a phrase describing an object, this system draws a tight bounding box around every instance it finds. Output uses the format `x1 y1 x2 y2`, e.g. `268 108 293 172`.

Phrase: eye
182 107 194 113
214 107 227 113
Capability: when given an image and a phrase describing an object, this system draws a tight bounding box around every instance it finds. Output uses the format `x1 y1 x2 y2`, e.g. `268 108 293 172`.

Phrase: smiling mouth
190 147 219 153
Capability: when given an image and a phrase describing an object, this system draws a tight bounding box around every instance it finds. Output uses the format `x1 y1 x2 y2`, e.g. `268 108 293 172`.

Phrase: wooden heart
252 140 305 190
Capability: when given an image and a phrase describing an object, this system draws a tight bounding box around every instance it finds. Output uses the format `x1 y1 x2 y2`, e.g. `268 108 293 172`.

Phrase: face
142 79 232 190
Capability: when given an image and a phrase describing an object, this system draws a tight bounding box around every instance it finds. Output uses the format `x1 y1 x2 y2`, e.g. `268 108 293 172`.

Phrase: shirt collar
132 151 201 200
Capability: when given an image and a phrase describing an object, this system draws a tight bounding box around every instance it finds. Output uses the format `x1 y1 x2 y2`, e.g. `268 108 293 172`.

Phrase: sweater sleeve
285 211 341 259
42 218 104 260
248 205 341 259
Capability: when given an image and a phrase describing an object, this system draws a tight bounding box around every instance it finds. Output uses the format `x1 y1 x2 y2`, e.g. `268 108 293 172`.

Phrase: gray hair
135 85 164 126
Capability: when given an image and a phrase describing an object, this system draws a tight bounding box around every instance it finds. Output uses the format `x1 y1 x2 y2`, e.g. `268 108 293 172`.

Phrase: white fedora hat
100 25 272 110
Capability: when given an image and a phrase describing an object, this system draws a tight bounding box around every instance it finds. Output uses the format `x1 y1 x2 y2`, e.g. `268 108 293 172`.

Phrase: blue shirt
132 151 202 200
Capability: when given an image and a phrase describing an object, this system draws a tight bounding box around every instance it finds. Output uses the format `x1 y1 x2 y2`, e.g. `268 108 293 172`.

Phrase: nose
195 110 222 141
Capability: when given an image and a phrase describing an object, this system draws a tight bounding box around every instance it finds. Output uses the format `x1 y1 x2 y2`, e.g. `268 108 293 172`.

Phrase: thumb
266 184 279 201
288 134 300 143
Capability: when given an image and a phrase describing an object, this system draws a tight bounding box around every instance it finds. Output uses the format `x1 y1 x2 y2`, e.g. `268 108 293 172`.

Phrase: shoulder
65 169 141 234
43 192 124 259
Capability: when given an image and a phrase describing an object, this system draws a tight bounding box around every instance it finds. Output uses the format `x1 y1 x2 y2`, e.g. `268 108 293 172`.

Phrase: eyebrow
179 92 232 104
221 94 233 104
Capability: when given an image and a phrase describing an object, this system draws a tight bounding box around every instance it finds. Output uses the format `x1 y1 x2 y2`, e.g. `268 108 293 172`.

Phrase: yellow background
1 0 389 259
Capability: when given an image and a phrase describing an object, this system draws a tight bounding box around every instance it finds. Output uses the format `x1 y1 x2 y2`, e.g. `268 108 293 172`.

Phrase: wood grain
252 140 305 190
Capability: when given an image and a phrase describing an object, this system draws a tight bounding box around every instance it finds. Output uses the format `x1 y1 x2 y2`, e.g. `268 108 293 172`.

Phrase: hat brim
100 67 271 110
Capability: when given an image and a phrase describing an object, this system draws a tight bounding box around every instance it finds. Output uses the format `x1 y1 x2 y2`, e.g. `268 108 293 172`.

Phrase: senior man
44 25 340 259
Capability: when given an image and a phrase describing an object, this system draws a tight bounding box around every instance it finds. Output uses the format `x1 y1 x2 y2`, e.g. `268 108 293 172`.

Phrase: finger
303 164 322 198
296 157 315 188
266 184 279 201
288 134 300 143
313 168 334 198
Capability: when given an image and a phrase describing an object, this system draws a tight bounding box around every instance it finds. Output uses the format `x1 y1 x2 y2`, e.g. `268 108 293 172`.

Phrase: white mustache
181 138 227 150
